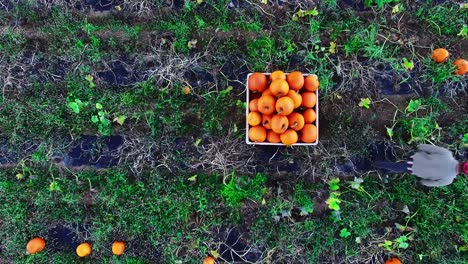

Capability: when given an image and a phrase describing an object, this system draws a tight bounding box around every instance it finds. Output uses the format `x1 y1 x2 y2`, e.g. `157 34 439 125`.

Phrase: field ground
0 0 467 263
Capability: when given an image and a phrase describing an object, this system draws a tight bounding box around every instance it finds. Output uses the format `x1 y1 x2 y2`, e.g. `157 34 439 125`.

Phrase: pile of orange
247 71 318 145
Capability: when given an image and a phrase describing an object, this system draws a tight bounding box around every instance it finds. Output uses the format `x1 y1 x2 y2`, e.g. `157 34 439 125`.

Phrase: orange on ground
280 129 298 145
432 48 449 63
248 72 268 93
269 79 289 97
286 71 304 90
182 86 191 95
385 257 402 264
257 95 276 115
26 237 46 254
249 98 259 112
262 114 273 130
303 109 316 123
204 256 216 264
287 90 302 109
267 131 281 143
76 242 92 257
288 112 305 131
301 124 317 143
248 126 267 142
247 112 262 126
304 75 319 91
112 241 126 256
275 97 295 116
271 115 289 134
270 70 286 81
301 92 317 108
453 58 468 75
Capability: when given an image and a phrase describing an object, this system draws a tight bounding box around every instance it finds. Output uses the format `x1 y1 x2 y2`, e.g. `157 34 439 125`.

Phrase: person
375 144 467 187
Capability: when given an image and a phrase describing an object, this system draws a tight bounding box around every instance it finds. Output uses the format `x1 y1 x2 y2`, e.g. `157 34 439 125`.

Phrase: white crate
245 72 319 146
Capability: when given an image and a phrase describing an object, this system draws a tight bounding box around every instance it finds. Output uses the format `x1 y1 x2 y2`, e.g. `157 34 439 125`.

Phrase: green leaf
462 133 468 144
392 4 403 14
340 228 351 238
329 178 340 191
406 99 421 113
358 98 371 109
85 74 93 82
91 115 99 123
457 25 468 39
326 192 341 211
68 102 80 113
219 86 233 97
49 181 61 191
113 115 126 125
386 127 394 139
292 8 319 21
402 57 414 70
299 205 314 216
350 177 364 190
399 242 409 249
329 41 336 54
95 103 103 109
188 175 197 182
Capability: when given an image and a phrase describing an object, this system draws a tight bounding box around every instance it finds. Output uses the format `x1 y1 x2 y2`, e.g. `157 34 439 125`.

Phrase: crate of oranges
246 71 319 146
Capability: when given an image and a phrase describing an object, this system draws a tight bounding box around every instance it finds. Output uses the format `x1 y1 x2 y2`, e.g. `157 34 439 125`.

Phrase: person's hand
407 144 459 187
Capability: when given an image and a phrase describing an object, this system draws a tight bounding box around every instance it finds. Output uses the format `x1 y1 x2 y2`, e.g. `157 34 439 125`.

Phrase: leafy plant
402 58 414 71
359 98 371 109
292 8 319 21
339 228 351 238
380 235 411 251
68 98 85 114
326 191 341 211
91 103 112 136
221 173 267 207
294 184 314 216
364 0 398 9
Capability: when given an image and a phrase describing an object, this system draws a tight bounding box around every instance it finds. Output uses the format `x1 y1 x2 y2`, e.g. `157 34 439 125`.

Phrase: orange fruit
249 98 259 112
112 241 126 256
257 95 276 115
287 90 302 109
303 109 316 123
76 242 92 257
385 257 402 264
182 86 191 95
262 114 273 130
266 130 281 143
269 79 289 97
275 97 295 116
204 256 216 264
280 129 298 145
248 72 268 92
301 124 317 143
262 88 274 96
271 115 289 134
288 112 305 131
304 75 319 92
248 126 267 142
453 59 468 75
432 48 449 63
301 92 317 108
286 71 304 90
270 70 286 81
26 237 46 254
247 112 262 126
